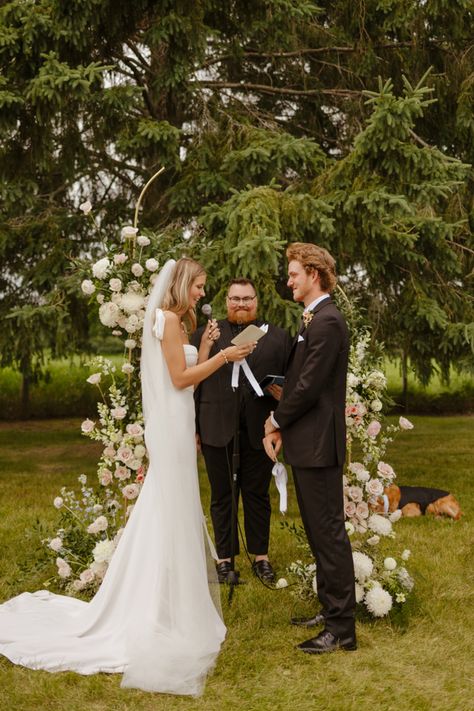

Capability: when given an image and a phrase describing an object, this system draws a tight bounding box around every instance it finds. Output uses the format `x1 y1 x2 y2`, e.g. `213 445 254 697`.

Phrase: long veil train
0 259 226 696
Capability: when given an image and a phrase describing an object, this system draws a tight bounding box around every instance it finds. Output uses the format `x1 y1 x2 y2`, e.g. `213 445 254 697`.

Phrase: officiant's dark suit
267 243 356 650
192 280 291 579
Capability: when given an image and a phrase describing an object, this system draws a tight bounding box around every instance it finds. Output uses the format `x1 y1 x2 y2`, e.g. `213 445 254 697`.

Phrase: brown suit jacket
274 296 349 468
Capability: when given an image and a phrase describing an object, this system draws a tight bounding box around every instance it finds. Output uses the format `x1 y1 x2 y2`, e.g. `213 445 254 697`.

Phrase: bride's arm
161 312 252 389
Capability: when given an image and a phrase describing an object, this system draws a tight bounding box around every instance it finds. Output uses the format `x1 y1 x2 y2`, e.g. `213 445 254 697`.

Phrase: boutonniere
302 311 314 329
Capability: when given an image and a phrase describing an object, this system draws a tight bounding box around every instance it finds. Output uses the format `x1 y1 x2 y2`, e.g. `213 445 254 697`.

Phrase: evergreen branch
195 80 361 97
200 40 458 68
408 129 464 163
124 40 151 72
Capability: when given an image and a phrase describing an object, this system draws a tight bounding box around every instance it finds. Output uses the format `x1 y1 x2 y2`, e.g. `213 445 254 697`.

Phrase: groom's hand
263 432 282 462
264 414 277 436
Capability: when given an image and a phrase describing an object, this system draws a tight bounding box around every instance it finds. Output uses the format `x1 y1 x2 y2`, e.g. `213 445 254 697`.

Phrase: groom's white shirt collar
304 293 330 313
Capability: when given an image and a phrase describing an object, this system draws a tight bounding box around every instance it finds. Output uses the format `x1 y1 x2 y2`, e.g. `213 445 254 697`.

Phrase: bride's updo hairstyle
286 242 337 292
162 257 206 332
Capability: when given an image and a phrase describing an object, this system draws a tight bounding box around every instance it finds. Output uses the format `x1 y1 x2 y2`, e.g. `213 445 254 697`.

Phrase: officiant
192 278 292 583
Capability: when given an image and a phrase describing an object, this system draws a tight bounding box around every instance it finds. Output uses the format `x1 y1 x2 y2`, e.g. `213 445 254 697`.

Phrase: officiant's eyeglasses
227 296 256 305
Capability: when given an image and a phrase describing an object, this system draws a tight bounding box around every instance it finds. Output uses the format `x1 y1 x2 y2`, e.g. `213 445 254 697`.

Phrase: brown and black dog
372 484 462 520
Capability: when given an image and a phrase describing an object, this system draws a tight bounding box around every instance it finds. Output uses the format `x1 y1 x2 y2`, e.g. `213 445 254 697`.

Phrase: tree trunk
401 349 409 413
21 371 30 420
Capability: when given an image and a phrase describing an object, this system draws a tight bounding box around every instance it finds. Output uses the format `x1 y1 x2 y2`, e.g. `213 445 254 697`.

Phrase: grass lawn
0 417 472 711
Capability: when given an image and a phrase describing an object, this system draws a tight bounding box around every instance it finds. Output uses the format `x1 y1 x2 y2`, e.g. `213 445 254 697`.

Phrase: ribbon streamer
231 359 264 397
272 462 288 514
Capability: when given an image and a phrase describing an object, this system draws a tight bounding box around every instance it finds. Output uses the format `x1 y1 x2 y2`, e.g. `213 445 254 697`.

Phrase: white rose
367 535 380 546
128 458 142 471
399 416 414 430
92 257 111 279
389 509 402 523
111 406 127 420
117 445 133 463
137 235 151 247
72 579 85 591
122 483 140 500
109 278 122 292
81 279 95 295
370 399 383 412
81 419 95 433
100 469 113 486
79 200 92 214
124 339 137 350
79 569 95 584
134 444 146 458
114 253 128 265
131 263 144 277
49 537 63 552
53 496 63 509
121 226 138 239
275 578 288 589
96 293 105 304
126 422 144 438
99 302 121 328
384 557 397 571
145 258 159 272
87 515 108 534
86 373 101 385
366 478 384 497
124 315 139 334
121 363 134 374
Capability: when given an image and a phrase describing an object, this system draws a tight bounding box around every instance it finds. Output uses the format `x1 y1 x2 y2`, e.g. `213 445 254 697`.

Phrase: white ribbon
272 462 288 514
231 359 264 397
382 493 389 514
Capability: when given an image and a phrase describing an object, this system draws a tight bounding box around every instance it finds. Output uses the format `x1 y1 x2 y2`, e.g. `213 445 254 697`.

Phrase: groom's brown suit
274 296 356 637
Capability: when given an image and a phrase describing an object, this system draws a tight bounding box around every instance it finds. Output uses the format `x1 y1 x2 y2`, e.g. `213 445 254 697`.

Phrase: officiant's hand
266 384 282 401
263 432 282 462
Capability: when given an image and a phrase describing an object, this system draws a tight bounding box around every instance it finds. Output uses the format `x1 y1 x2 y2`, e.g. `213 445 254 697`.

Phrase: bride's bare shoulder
161 310 179 323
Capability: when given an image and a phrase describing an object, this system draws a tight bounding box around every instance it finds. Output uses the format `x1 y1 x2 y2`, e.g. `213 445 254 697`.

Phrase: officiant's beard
227 306 258 325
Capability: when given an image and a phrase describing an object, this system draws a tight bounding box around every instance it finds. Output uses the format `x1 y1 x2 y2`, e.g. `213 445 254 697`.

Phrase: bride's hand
223 342 257 362
202 319 220 345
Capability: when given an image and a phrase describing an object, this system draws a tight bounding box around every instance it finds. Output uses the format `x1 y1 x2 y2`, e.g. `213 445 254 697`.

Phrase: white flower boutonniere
302 311 314 329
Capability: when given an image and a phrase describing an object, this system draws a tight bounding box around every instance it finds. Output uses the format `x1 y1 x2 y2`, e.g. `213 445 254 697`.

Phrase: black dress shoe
291 613 325 628
252 559 275 582
297 629 357 654
216 561 232 584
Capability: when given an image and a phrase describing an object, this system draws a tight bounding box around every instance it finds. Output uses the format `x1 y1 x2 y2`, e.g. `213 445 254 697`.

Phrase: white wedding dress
0 260 226 695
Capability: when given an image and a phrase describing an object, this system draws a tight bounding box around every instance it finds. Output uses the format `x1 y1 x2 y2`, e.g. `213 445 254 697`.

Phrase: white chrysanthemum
92 257 111 279
368 514 393 536
365 585 393 617
401 549 411 561
352 551 374 583
397 567 415 592
92 539 116 564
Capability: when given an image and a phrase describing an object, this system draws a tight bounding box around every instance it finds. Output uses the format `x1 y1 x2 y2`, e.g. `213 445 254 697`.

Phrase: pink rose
122 483 140 500
399 416 414 430
103 446 115 458
366 479 384 496
117 445 133 463
111 406 127 420
356 501 369 519
126 423 144 438
344 500 357 517
377 461 395 480
81 419 95 433
367 420 381 438
100 469 113 486
115 466 131 481
348 486 363 502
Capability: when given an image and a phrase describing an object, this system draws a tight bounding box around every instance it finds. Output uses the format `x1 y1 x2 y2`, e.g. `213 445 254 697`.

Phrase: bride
0 257 254 696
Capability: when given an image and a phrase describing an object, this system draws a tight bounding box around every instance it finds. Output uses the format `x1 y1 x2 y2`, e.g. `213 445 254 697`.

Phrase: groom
263 242 356 654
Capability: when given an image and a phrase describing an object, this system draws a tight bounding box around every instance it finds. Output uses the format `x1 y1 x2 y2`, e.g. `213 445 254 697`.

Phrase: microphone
201 303 212 320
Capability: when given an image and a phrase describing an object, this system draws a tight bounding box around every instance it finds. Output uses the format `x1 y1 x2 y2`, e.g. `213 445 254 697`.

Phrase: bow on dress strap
152 308 166 341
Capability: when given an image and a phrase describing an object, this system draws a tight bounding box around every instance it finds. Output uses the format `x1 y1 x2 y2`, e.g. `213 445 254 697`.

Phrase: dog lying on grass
373 484 462 520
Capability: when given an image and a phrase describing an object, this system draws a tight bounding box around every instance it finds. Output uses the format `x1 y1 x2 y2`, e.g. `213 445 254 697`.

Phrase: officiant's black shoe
252 559 275 583
291 613 325 628
297 630 357 654
216 561 233 584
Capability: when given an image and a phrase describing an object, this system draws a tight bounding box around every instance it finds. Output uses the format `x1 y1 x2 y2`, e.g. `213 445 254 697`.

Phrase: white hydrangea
120 292 145 314
92 257 111 279
92 539 116 564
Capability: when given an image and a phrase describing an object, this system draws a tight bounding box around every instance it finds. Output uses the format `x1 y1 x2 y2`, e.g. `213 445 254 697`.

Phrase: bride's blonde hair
161 257 206 333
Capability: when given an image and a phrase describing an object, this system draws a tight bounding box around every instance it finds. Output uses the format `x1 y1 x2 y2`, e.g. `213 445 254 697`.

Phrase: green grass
0 417 473 711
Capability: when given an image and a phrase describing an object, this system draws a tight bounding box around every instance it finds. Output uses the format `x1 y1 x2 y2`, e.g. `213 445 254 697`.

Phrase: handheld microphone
201 303 212 320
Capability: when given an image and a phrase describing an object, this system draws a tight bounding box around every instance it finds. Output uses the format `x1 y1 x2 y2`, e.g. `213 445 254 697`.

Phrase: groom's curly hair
286 242 337 293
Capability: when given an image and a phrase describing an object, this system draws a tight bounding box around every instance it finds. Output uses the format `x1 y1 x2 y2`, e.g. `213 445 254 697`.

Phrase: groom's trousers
293 464 356 638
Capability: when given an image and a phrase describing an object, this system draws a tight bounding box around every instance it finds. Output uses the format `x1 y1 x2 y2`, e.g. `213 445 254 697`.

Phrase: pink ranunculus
399 416 414 430
114 466 131 481
367 420 381 438
135 473 144 483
